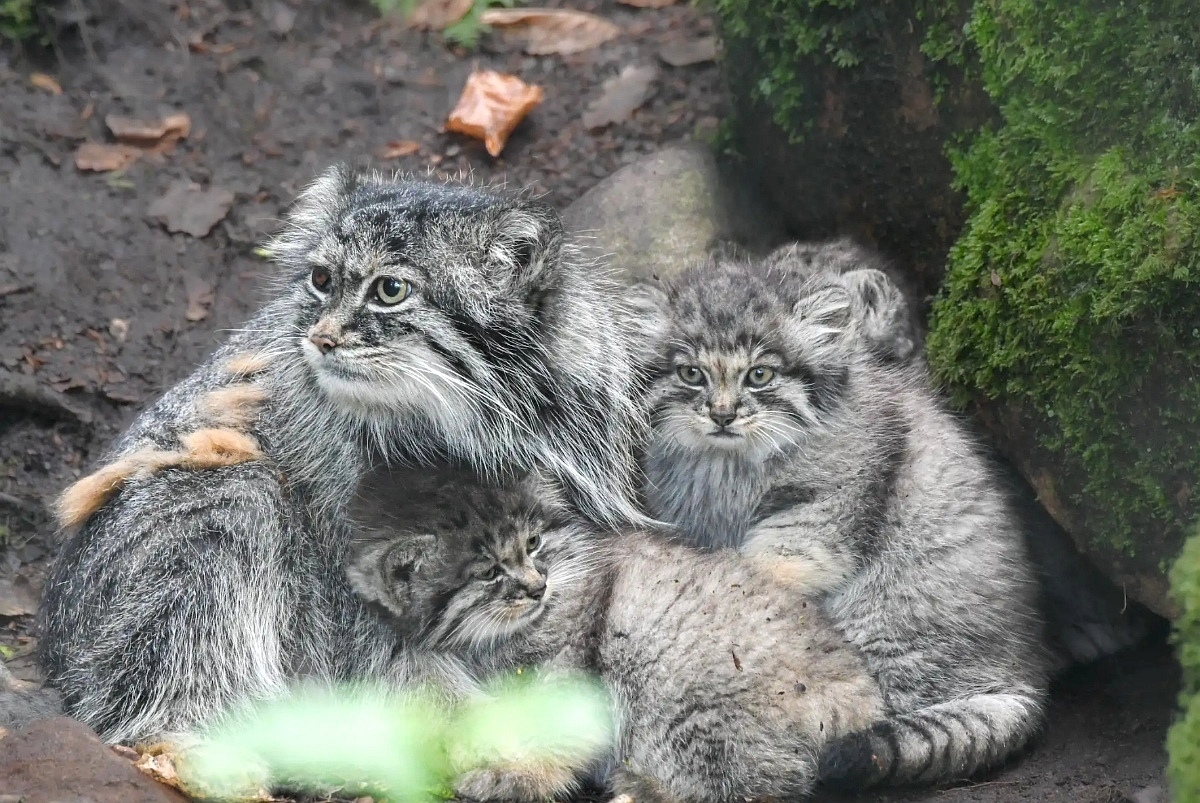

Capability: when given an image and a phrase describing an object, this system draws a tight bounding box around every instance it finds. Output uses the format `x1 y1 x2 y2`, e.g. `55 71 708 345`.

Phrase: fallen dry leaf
658 35 719 67
29 72 63 95
377 140 421 159
74 142 141 172
184 274 215 322
405 0 472 30
480 8 620 55
582 65 658 130
106 112 191 155
135 750 182 789
446 70 544 157
0 576 38 618
147 180 235 238
618 0 677 6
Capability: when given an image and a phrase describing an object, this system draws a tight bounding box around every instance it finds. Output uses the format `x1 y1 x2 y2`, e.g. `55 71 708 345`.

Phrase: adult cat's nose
309 333 339 354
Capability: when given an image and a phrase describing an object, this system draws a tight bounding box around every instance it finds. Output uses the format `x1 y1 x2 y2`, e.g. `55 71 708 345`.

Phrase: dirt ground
0 1 1179 801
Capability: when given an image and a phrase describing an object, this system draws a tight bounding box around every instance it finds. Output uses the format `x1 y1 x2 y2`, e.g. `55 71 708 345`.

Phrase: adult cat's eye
676 365 705 386
310 266 332 292
374 276 410 306
745 366 776 387
526 533 541 553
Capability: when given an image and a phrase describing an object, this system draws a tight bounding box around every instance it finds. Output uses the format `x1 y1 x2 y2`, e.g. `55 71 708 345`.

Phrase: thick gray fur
347 465 885 803
634 248 1050 790
0 660 63 732
767 241 1160 672
37 167 647 744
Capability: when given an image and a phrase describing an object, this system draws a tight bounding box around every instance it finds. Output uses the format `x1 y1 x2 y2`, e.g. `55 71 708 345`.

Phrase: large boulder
562 144 786 285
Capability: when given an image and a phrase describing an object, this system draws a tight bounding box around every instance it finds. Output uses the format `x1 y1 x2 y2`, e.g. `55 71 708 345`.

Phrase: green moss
0 0 38 42
926 0 1200 560
1170 531 1200 798
711 0 975 142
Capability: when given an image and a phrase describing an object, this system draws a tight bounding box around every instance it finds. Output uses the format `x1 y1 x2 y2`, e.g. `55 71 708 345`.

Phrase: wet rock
0 717 189 803
562 144 787 286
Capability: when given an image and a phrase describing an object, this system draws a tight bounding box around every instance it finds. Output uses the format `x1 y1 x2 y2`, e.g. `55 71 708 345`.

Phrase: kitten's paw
454 762 578 802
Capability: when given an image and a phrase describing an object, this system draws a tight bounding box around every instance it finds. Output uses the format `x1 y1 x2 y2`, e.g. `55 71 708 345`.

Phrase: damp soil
0 1 1178 801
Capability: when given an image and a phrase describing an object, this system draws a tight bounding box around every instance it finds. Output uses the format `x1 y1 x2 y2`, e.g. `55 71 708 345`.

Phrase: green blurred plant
181 673 613 802
0 0 38 42
1170 529 1200 800
369 0 519 49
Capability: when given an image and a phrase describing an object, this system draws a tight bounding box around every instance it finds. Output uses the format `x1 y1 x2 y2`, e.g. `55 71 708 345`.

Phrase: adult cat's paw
454 762 578 802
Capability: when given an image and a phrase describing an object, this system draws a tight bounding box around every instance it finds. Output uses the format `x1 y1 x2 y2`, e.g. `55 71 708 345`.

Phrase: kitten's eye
374 276 410 306
311 266 332 292
745 366 776 387
676 365 705 386
526 533 541 554
474 563 499 581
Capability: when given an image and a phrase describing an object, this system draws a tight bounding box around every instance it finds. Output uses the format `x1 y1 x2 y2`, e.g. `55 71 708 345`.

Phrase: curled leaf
74 142 142 172
445 70 544 157
378 140 421 159
106 112 192 154
480 8 620 55
29 73 63 95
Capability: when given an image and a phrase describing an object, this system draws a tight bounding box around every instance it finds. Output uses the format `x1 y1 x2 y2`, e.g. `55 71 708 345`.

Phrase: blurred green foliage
368 0 519 49
1170 532 1200 799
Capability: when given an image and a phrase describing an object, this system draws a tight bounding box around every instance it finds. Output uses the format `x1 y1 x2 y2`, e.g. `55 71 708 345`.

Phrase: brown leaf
480 8 620 55
658 35 719 67
377 140 421 159
105 112 192 154
147 180 235 238
0 576 38 618
405 0 472 30
74 142 142 172
29 72 63 95
446 70 544 157
618 0 677 6
990 270 1002 287
582 65 658 130
184 274 215 322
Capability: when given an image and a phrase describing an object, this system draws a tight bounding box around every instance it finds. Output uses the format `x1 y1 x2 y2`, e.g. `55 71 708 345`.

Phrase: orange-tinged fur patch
198 384 269 428
222 351 273 377
56 430 264 530
178 428 262 467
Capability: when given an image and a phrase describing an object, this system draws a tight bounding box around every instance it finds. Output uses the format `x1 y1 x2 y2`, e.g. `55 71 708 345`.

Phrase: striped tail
816 693 1044 791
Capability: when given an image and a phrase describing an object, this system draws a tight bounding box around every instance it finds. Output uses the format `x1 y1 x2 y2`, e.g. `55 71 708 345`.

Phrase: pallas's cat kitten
634 246 1050 790
347 465 883 803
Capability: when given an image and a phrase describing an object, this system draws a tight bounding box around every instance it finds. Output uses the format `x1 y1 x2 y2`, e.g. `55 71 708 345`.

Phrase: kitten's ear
487 202 565 292
841 268 917 362
792 280 854 341
346 531 435 603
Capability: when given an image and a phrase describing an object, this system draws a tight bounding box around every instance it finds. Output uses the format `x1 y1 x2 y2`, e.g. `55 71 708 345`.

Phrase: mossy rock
926 0 1200 617
1170 530 1200 798
713 0 995 303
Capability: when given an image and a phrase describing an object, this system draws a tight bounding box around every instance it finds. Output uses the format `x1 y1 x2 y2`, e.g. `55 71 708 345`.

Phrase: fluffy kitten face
638 260 858 459
272 166 564 422
347 470 589 651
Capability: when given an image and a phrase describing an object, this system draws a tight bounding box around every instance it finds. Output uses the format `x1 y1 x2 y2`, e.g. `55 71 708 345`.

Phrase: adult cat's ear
487 201 565 293
271 164 360 263
623 280 672 367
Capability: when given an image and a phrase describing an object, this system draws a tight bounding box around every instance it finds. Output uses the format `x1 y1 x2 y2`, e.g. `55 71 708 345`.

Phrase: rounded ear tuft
489 203 565 289
841 268 917 362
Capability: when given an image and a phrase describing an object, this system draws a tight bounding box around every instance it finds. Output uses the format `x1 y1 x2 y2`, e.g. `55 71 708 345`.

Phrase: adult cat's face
276 168 565 423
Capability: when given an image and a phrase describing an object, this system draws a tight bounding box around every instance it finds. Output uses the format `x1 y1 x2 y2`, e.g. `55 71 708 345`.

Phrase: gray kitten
635 251 1050 790
347 465 885 803
37 167 647 744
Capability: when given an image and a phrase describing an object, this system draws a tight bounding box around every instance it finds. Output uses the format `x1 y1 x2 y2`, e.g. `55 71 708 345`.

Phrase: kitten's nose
709 408 737 427
309 333 339 355
522 572 547 600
